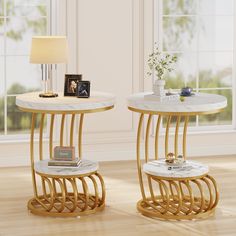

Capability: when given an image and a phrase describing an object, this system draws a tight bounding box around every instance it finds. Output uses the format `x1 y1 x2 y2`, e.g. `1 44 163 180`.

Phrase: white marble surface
34 159 98 176
127 92 227 113
16 91 115 112
143 159 208 178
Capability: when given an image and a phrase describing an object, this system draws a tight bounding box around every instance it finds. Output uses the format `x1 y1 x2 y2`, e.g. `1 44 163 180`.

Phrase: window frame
0 0 52 140
153 0 236 132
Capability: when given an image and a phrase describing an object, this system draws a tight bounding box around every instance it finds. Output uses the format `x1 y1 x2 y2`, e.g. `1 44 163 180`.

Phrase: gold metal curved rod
169 180 182 215
143 177 168 215
39 113 45 161
136 113 146 200
206 175 219 209
42 176 55 211
78 114 84 159
49 114 55 159
60 114 66 146
42 176 47 198
179 181 184 199
159 182 165 201
182 180 194 215
183 116 189 160
52 178 57 197
155 115 162 160
147 176 156 202
145 114 153 163
165 116 172 158
88 175 99 209
35 197 51 211
80 177 89 211
30 113 38 198
95 173 106 204
157 179 170 214
169 181 174 197
174 116 181 158
201 177 213 211
191 179 205 213
67 178 78 212
54 178 66 212
63 179 68 196
70 114 75 146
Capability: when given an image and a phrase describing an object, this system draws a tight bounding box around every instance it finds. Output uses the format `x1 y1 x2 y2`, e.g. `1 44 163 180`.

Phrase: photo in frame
76 81 90 98
64 74 82 96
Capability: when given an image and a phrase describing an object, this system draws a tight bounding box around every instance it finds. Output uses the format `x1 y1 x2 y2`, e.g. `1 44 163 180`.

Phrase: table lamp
30 36 68 97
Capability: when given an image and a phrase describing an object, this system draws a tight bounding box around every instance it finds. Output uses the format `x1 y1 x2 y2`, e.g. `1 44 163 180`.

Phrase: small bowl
181 87 193 96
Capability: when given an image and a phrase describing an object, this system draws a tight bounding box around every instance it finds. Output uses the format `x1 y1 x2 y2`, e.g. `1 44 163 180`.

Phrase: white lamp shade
30 36 68 64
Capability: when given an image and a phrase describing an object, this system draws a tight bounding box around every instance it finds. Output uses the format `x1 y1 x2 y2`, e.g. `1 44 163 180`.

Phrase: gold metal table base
27 172 105 217
129 111 221 221
16 107 113 217
137 174 218 220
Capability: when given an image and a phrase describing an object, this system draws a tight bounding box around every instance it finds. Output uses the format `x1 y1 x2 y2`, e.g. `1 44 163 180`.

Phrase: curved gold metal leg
95 172 106 204
165 116 172 158
70 114 76 147
78 114 84 159
67 178 79 212
60 114 65 146
136 114 146 201
39 113 45 161
145 114 153 163
155 115 161 160
174 116 181 157
49 114 55 159
183 116 189 160
30 113 38 198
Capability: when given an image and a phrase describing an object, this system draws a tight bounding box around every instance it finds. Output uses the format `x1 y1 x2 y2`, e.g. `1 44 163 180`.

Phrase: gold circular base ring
28 193 105 217
137 196 216 220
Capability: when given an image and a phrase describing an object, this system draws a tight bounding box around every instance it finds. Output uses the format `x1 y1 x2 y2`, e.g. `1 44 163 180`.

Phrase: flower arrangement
147 44 178 80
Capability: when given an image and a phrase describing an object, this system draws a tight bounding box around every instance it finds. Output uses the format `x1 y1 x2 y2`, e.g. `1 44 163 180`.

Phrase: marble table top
16 91 115 112
143 159 209 179
34 159 98 177
127 92 227 114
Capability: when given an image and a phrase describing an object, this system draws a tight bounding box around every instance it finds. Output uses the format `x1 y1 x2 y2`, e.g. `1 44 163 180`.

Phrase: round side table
16 91 115 217
127 92 227 220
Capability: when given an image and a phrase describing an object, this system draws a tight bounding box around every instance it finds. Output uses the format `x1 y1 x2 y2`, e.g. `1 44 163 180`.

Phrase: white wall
0 0 236 167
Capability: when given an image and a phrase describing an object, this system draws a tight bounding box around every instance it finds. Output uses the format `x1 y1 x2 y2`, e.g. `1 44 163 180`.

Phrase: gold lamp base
39 92 58 98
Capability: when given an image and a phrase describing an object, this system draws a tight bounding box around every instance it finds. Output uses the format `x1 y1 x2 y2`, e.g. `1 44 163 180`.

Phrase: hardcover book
48 158 81 167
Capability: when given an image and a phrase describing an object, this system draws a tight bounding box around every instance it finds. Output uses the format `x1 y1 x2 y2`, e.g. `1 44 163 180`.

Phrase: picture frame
76 81 90 98
53 146 75 160
64 74 82 96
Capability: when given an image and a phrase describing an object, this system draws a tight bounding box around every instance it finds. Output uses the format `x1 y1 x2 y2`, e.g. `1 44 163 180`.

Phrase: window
155 0 234 129
0 0 49 137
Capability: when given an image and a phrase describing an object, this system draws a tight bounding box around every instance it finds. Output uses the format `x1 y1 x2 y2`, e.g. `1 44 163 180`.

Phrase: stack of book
48 146 82 168
48 158 82 168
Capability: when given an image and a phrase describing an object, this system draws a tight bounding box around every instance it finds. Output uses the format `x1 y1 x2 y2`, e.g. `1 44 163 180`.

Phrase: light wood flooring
0 155 236 236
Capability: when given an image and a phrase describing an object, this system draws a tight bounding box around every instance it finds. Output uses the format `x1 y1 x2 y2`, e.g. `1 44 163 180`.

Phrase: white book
48 159 82 167
144 93 179 102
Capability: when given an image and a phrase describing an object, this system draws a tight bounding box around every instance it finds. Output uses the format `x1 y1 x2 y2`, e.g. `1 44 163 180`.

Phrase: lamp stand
39 64 58 98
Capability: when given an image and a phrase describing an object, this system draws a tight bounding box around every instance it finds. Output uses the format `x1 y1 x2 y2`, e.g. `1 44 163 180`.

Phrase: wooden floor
0 155 236 236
